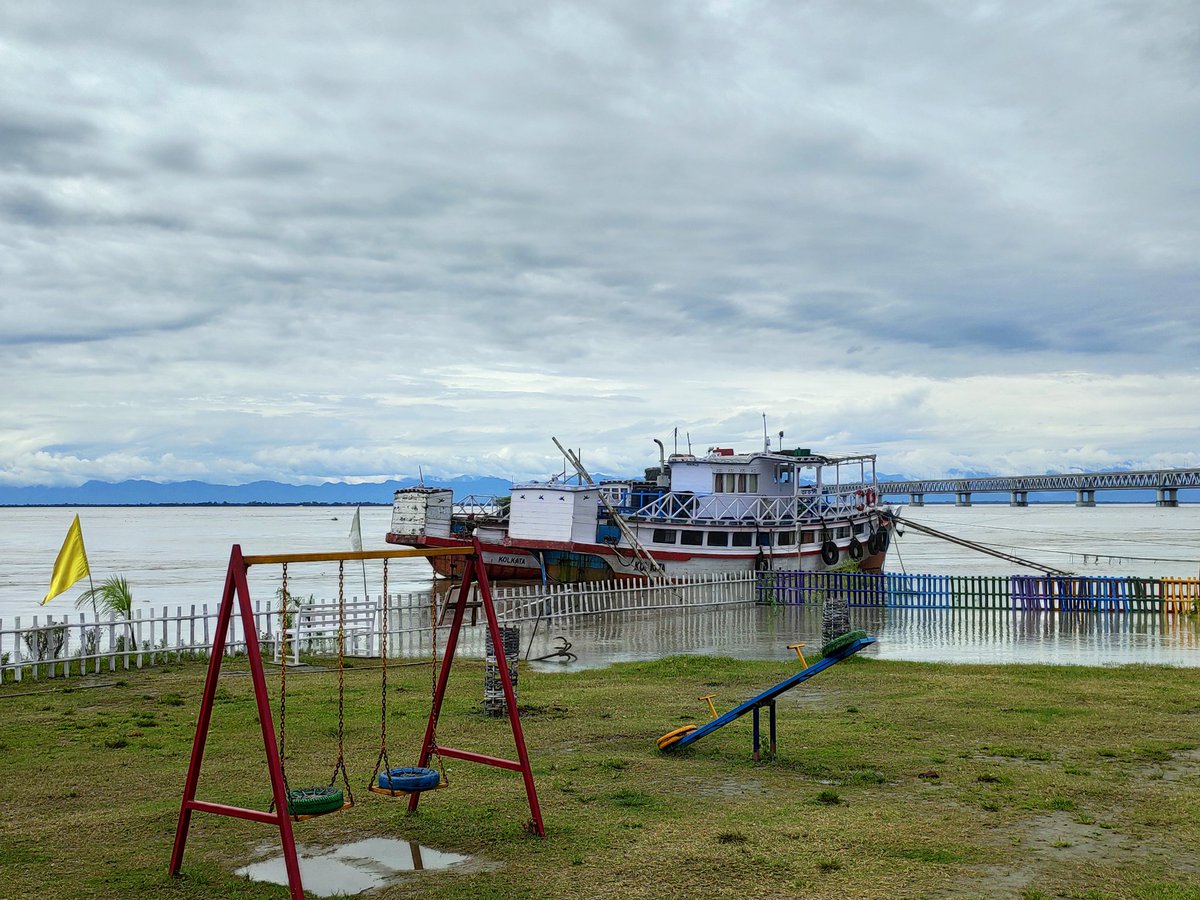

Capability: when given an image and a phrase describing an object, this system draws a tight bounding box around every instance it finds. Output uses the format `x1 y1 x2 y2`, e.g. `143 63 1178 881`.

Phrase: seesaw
656 630 876 760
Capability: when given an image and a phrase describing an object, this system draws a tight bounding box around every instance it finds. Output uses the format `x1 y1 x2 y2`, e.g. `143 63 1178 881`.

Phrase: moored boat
386 439 893 583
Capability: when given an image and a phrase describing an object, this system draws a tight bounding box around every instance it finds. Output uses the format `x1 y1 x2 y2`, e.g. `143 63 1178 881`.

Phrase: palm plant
77 575 136 646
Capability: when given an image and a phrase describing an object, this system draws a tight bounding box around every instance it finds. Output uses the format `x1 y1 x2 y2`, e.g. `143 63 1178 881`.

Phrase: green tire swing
287 785 345 817
273 561 356 821
820 629 868 659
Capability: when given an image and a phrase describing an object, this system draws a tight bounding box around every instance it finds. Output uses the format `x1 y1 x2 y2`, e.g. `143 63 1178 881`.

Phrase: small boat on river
386 438 892 583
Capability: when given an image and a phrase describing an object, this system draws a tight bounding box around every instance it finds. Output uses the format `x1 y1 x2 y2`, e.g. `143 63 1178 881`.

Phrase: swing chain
372 561 393 782
329 560 355 805
270 563 292 812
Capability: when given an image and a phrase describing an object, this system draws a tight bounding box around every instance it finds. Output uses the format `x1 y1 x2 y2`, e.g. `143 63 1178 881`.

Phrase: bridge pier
1010 490 1028 507
909 493 924 507
955 492 971 507
1075 489 1096 507
1157 488 1179 507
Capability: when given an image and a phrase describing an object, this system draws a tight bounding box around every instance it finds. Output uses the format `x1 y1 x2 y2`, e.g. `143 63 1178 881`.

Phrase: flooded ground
236 837 484 896
515 602 1200 671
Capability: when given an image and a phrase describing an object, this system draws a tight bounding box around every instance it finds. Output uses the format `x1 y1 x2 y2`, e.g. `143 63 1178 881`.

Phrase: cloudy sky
3 1 1198 488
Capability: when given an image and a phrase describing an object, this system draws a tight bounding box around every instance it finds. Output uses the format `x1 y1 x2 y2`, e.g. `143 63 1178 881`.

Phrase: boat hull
385 530 889 583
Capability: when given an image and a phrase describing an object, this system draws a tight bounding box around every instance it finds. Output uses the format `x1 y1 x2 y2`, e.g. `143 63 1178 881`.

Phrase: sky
3 1 1198 488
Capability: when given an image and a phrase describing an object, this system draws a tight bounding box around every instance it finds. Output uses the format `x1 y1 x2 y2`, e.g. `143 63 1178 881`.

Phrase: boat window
854 522 867 534
706 531 729 547
778 531 796 545
737 474 747 493
652 529 677 544
680 531 703 546
835 526 850 539
757 532 772 547
800 530 815 545
776 465 793 485
732 532 753 547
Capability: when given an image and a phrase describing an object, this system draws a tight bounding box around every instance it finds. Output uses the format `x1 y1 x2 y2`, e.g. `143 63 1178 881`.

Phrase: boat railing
453 494 509 520
631 490 879 526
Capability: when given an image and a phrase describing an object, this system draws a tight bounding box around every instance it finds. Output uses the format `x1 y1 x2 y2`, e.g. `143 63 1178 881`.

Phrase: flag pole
80 517 98 620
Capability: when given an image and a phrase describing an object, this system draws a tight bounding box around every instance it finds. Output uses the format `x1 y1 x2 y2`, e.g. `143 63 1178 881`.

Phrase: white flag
349 507 363 552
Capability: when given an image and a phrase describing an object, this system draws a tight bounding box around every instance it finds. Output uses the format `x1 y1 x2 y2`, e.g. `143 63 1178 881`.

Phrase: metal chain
329 560 354 805
269 563 291 812
372 560 392 783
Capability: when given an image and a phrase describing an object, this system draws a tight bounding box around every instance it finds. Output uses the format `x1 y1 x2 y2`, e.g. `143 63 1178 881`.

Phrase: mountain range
0 475 521 506
0 472 1157 505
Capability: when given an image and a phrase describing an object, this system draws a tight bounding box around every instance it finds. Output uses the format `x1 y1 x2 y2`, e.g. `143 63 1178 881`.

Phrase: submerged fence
759 571 1200 613
492 571 755 622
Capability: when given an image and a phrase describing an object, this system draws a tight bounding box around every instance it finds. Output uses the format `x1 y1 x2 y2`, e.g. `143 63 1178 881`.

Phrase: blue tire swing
274 562 355 820
368 559 445 797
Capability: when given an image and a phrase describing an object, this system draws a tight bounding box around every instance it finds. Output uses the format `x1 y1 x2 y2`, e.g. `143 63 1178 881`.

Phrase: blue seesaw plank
662 636 877 752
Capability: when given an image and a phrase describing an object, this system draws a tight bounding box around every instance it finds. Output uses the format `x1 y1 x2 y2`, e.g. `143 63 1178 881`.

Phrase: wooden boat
386 439 891 583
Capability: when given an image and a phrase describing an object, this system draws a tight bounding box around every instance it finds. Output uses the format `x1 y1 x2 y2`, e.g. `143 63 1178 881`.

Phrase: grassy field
1 651 1199 899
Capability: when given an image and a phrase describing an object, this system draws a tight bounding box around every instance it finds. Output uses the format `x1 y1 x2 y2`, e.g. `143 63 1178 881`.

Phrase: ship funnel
651 439 670 487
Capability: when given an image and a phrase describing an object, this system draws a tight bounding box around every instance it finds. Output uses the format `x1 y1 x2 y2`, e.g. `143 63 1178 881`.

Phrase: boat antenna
673 427 678 455
762 413 769 452
418 465 425 487
687 432 692 454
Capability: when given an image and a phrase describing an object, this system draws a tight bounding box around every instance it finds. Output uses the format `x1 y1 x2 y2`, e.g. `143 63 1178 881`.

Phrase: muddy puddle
236 837 485 896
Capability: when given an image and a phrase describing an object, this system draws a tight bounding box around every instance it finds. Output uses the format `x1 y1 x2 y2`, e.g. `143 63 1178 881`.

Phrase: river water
2 504 1199 668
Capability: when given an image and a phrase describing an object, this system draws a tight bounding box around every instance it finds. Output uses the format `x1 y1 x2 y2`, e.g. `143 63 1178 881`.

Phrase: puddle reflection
237 838 469 896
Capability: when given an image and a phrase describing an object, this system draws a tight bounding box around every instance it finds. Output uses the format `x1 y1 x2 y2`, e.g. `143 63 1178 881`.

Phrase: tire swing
819 527 839 566
370 560 446 797
272 562 356 820
847 538 864 561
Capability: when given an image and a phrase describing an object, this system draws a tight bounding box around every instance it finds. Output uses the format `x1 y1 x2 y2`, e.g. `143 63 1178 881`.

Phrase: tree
77 575 136 646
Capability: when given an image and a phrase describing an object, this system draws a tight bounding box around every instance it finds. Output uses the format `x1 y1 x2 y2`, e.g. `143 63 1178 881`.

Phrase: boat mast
551 437 670 581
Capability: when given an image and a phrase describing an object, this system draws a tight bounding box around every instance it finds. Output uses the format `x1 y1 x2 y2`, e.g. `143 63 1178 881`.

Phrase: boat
385 437 893 583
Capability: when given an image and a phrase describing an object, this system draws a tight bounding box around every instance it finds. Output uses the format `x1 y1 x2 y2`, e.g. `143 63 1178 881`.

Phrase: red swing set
169 537 543 900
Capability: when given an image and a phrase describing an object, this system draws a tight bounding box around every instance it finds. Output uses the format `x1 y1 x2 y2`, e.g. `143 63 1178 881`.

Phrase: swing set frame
168 537 544 900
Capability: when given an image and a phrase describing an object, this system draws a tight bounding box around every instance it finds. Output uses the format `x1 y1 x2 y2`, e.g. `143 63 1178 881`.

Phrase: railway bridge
874 468 1200 508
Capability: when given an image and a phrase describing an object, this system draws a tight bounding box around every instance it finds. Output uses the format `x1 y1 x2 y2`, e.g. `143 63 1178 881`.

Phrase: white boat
386 439 892 583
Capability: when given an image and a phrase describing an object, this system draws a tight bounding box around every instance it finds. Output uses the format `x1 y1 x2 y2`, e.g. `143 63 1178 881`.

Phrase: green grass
1 655 1199 898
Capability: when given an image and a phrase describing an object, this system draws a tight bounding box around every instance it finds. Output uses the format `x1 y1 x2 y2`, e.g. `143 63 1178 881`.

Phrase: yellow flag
42 514 90 605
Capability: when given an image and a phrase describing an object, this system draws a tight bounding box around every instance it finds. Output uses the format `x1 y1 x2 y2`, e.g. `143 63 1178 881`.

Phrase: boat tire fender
820 541 839 566
848 539 864 561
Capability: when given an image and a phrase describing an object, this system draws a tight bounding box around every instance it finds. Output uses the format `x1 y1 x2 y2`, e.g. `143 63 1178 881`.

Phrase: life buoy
848 538 864 561
865 489 876 505
820 541 839 566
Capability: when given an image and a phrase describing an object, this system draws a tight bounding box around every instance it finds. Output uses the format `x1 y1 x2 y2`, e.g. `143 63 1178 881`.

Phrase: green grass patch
1 655 1199 898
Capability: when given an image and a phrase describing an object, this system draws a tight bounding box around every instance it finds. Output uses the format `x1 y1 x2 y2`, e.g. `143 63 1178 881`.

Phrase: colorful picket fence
758 571 1200 614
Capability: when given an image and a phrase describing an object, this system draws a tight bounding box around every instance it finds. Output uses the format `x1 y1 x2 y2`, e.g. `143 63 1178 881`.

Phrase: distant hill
0 473 628 506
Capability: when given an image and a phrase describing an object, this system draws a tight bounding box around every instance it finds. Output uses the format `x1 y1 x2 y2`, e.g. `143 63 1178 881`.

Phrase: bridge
874 468 1200 508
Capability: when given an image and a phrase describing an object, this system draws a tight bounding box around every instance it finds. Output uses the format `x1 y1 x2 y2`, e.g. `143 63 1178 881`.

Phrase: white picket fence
0 572 758 683
0 591 435 683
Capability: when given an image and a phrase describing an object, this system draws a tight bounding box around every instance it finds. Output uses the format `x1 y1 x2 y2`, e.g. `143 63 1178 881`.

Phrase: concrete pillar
909 493 924 507
955 492 971 507
1157 488 1179 508
1010 490 1028 507
1075 489 1096 507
